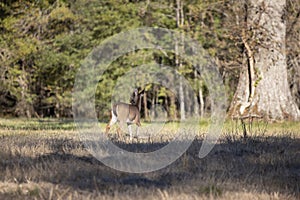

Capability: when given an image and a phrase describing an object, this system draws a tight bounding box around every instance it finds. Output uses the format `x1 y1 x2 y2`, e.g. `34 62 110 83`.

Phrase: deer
105 88 144 141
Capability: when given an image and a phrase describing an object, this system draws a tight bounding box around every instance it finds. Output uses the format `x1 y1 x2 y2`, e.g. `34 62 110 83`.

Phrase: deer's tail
112 104 118 117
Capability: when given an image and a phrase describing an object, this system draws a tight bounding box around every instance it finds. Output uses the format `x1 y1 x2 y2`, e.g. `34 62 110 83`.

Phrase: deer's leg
128 124 133 141
118 121 127 140
135 121 141 139
106 112 117 135
116 125 122 139
105 124 110 134
105 123 111 134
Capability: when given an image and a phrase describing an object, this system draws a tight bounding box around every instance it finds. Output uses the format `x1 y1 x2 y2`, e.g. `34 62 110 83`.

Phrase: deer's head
130 88 144 106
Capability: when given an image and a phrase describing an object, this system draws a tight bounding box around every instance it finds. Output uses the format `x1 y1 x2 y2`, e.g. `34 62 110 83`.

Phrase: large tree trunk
287 0 300 109
229 0 300 120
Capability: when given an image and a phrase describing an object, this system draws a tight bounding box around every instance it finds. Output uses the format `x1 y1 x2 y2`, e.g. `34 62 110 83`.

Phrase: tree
229 0 300 120
287 0 300 109
175 0 186 120
0 0 299 119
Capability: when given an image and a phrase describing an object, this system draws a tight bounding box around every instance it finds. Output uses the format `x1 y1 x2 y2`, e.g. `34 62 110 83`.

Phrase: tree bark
143 90 149 121
229 0 300 120
287 0 300 109
176 0 186 120
199 82 204 117
193 70 200 117
151 91 155 120
15 63 33 118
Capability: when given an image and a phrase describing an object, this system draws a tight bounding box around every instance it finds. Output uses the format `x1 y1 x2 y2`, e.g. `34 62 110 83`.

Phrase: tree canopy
0 0 299 120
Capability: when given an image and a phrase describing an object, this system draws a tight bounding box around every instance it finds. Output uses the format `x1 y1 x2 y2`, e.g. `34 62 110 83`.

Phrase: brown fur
105 89 144 139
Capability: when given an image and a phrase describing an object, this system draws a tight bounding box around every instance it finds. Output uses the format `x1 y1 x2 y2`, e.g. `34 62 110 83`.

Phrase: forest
1 1 300 199
1 0 299 121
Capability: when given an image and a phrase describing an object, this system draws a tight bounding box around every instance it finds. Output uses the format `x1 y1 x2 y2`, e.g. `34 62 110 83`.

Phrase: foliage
0 0 299 119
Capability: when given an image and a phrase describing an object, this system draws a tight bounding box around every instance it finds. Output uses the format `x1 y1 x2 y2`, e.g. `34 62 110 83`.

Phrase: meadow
0 118 299 199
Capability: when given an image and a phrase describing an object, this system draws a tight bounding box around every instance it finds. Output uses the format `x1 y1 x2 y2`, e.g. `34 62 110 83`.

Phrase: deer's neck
132 95 142 112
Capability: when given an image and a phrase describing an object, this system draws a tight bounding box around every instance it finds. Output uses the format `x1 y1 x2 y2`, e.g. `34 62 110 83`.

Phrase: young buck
105 88 144 141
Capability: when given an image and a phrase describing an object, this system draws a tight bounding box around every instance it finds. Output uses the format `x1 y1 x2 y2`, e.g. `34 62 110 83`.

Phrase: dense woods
0 0 299 121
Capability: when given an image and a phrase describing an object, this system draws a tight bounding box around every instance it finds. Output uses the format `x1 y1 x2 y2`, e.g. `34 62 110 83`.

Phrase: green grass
0 118 76 130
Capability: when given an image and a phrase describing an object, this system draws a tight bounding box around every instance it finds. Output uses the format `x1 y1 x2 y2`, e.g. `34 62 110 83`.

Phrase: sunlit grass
0 118 299 199
0 117 299 138
0 118 75 130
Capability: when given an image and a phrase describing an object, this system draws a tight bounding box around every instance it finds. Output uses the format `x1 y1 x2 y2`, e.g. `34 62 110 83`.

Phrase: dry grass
0 118 299 199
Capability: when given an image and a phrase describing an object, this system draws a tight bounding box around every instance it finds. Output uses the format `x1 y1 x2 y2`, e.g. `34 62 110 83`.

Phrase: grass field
0 118 299 199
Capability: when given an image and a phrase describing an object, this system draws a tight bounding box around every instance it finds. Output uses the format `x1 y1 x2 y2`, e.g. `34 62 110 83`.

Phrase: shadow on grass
0 135 299 197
